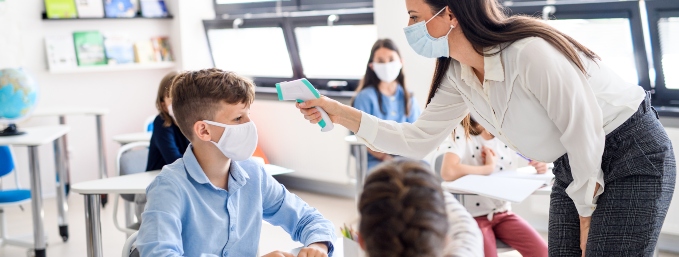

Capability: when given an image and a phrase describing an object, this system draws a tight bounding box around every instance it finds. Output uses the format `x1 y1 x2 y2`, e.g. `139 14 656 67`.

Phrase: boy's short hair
170 68 255 139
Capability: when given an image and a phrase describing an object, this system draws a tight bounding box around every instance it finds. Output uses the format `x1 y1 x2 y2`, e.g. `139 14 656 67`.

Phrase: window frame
297 0 372 11
203 11 374 93
213 1 298 16
504 0 651 91
646 0 679 109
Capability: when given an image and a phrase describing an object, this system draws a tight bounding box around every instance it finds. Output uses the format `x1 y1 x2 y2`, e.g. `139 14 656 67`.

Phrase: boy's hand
297 242 329 257
262 251 294 257
529 161 548 174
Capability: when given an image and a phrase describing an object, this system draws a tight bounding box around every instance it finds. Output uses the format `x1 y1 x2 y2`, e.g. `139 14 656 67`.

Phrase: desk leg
84 194 103 257
53 137 69 242
95 115 109 207
353 145 369 202
28 146 47 257
58 115 71 196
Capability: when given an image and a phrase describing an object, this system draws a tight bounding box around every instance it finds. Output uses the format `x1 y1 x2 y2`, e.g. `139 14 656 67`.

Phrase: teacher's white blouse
356 37 646 217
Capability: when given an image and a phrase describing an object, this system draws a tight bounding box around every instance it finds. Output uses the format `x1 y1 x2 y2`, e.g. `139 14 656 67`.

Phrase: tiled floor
0 190 677 257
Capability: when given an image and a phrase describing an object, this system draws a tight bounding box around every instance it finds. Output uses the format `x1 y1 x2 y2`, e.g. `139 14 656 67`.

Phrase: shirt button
230 226 235 231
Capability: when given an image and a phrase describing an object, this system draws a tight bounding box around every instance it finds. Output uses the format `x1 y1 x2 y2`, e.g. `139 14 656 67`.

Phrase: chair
113 142 150 237
434 153 515 253
144 116 155 133
0 145 34 249
122 231 139 257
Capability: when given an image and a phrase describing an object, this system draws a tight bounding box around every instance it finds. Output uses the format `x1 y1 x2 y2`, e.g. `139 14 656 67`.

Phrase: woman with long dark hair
352 39 421 169
296 0 675 255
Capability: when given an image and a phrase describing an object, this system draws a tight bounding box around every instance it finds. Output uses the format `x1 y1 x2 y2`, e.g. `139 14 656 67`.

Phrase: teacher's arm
298 78 469 159
519 39 605 254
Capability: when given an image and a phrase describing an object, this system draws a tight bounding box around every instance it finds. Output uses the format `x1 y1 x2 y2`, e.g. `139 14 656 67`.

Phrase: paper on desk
490 166 554 183
442 175 546 203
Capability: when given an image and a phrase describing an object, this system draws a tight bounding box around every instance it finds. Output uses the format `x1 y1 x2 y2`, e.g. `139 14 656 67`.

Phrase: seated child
357 160 484 257
439 115 548 257
146 71 190 171
137 69 335 257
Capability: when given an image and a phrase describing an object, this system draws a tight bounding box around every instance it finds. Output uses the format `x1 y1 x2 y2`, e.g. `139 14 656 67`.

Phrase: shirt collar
459 47 505 84
183 145 249 191
483 46 505 82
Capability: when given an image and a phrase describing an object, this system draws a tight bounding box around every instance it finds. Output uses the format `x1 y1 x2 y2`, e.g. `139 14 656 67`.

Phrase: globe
0 68 39 136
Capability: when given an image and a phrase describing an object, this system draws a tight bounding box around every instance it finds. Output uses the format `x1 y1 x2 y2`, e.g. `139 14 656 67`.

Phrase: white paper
75 0 105 18
442 175 546 203
489 166 554 183
44 35 77 70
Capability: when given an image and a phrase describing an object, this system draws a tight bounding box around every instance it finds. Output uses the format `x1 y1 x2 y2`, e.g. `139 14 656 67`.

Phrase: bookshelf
48 62 176 74
41 12 173 20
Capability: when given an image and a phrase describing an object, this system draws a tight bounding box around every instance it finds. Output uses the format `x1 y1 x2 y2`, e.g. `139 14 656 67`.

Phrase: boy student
136 69 335 257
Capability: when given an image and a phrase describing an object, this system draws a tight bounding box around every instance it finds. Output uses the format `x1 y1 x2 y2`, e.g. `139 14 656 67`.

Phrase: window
505 0 651 90
547 19 639 85
204 12 375 94
295 24 377 79
207 27 294 78
647 0 679 108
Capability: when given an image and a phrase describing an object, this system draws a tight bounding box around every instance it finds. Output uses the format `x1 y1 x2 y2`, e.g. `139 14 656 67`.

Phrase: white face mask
167 104 175 119
372 60 403 83
203 120 258 161
403 7 454 58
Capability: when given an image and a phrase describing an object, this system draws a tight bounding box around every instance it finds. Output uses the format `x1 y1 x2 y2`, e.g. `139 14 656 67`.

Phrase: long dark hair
156 71 178 127
359 160 449 257
425 0 599 107
352 38 412 116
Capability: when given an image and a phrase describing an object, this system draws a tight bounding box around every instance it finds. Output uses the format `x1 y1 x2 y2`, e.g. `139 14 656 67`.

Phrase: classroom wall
1 0 178 196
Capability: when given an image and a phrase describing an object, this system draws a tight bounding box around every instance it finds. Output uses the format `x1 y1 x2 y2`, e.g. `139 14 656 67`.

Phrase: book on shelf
73 31 107 66
151 37 173 62
140 0 168 18
45 35 78 70
104 0 137 18
75 0 105 18
104 34 134 65
134 40 156 63
45 0 78 19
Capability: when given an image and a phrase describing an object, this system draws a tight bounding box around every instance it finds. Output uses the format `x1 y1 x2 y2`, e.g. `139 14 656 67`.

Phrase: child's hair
170 68 255 139
358 160 449 257
351 38 412 116
155 71 178 127
455 114 483 141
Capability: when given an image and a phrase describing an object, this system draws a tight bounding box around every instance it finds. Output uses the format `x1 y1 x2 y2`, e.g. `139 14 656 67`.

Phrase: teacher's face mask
203 120 258 161
403 7 454 58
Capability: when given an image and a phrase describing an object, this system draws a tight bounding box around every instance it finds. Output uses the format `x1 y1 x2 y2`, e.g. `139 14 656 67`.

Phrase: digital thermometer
276 78 334 132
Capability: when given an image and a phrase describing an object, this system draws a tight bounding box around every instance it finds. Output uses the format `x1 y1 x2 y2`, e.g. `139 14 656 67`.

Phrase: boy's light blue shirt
137 145 336 257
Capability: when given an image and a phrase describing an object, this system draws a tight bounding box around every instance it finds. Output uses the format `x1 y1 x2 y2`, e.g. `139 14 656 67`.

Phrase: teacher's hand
296 96 363 133
579 182 601 256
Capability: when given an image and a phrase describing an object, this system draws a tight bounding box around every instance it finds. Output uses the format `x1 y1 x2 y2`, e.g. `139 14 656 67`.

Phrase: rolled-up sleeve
356 74 469 160
519 39 605 217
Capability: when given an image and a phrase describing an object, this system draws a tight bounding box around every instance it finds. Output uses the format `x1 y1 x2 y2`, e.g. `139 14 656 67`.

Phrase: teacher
297 0 676 256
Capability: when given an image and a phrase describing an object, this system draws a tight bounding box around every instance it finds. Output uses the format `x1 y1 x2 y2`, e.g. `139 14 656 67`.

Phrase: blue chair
0 145 34 249
144 116 155 133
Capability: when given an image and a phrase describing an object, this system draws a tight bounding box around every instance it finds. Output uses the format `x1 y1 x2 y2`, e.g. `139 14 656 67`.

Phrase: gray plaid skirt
549 92 676 256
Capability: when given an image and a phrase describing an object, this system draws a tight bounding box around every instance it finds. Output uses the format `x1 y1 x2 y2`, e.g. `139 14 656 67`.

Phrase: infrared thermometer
276 78 334 132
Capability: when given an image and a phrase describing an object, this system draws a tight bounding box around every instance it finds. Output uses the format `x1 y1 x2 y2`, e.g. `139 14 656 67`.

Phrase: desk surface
72 164 295 195
112 132 152 144
33 107 109 117
0 125 70 146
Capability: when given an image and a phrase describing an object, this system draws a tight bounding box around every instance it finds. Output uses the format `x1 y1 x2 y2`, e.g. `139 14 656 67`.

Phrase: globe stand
0 124 26 137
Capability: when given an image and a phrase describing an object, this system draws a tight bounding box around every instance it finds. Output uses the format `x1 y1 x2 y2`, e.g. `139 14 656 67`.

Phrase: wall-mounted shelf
42 12 173 21
49 62 176 74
